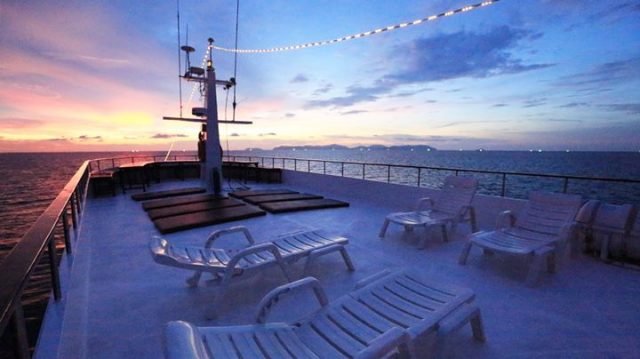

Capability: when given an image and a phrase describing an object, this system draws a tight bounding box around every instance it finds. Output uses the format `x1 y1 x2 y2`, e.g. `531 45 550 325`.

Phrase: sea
0 150 639 355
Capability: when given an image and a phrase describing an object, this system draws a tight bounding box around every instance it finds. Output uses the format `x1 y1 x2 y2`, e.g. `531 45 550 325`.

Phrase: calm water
0 150 638 355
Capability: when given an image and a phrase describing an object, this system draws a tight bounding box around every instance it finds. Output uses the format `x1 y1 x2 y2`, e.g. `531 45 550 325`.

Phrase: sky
0 0 639 152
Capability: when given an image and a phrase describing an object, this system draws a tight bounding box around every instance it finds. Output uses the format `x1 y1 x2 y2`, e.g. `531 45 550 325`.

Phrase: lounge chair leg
470 309 486 342
441 224 449 242
600 235 610 261
526 248 552 286
186 271 203 288
340 247 355 272
469 208 478 233
379 219 390 238
458 241 473 265
304 244 354 276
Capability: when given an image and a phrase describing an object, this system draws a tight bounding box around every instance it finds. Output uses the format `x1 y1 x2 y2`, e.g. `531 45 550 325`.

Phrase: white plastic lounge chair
380 176 478 248
459 191 582 286
164 270 485 359
150 226 354 319
590 202 633 261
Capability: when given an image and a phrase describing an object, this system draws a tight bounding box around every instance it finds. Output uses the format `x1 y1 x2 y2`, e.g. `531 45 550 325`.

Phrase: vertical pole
12 303 30 359
418 168 422 187
341 162 344 177
62 211 72 254
323 161 326 174
501 173 507 197
563 178 569 193
387 166 391 183
308 160 311 172
362 164 365 179
294 159 297 171
48 234 61 301
204 39 223 194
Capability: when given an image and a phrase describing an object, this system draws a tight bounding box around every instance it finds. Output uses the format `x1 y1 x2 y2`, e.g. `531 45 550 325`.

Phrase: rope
176 0 183 117
212 1 499 54
232 0 240 122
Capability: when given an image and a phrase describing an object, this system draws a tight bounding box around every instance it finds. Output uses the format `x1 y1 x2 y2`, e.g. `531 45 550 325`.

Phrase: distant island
271 144 437 151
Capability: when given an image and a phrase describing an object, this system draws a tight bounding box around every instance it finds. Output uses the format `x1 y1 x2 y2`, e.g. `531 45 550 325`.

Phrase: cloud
601 103 640 114
151 133 188 139
305 84 388 108
229 133 240 137
312 83 333 95
523 98 547 108
77 135 102 141
290 74 309 83
558 102 589 108
284 113 295 118
556 57 640 88
258 132 277 137
384 26 552 85
493 103 508 107
0 117 44 129
341 110 368 115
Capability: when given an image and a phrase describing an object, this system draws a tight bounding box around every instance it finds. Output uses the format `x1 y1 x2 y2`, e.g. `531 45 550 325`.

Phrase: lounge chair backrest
592 203 634 233
433 176 478 215
515 191 582 236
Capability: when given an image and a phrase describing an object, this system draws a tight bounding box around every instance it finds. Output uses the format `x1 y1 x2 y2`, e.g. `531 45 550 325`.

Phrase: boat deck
36 173 640 358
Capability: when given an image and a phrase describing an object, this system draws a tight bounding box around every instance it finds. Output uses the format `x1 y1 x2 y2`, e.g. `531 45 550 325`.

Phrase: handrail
222 155 640 201
0 160 91 357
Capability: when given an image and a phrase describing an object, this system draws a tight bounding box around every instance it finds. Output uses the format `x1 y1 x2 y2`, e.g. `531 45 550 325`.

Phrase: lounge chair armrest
495 210 515 230
205 225 255 248
354 270 392 290
255 277 328 324
354 327 412 359
227 243 284 269
164 321 208 359
415 197 434 211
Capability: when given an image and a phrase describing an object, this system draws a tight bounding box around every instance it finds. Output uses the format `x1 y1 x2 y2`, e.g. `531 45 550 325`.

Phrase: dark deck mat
131 187 205 201
142 193 224 211
229 189 298 199
153 205 266 234
147 198 244 220
259 199 350 214
243 193 324 205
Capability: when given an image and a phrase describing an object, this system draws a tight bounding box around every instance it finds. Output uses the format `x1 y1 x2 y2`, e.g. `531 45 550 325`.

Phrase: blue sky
0 0 638 151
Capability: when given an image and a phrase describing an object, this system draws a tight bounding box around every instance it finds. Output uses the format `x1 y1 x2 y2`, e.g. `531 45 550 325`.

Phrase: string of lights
185 45 212 108
212 1 499 54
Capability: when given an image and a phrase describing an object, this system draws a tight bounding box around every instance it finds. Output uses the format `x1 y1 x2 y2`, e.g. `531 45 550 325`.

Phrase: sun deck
35 171 640 358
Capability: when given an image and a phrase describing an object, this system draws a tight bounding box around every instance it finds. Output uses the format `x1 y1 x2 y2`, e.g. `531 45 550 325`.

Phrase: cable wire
213 1 499 54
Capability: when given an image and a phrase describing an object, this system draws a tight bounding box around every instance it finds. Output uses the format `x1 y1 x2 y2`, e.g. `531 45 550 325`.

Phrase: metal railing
223 155 640 203
0 154 201 357
0 161 91 358
1 153 639 356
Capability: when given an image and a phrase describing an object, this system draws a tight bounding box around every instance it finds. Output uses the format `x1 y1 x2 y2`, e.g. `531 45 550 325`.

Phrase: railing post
272 157 275 168
323 161 326 174
261 157 264 167
111 159 115 169
418 168 422 187
387 166 391 183
294 159 297 171
362 164 365 179
62 211 71 254
12 303 30 359
501 173 507 197
47 234 62 301
308 160 311 172
341 162 344 177
70 198 78 230
563 178 569 193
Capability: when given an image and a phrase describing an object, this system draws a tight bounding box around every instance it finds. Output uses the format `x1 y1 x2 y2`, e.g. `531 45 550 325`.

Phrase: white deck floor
36 173 640 358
